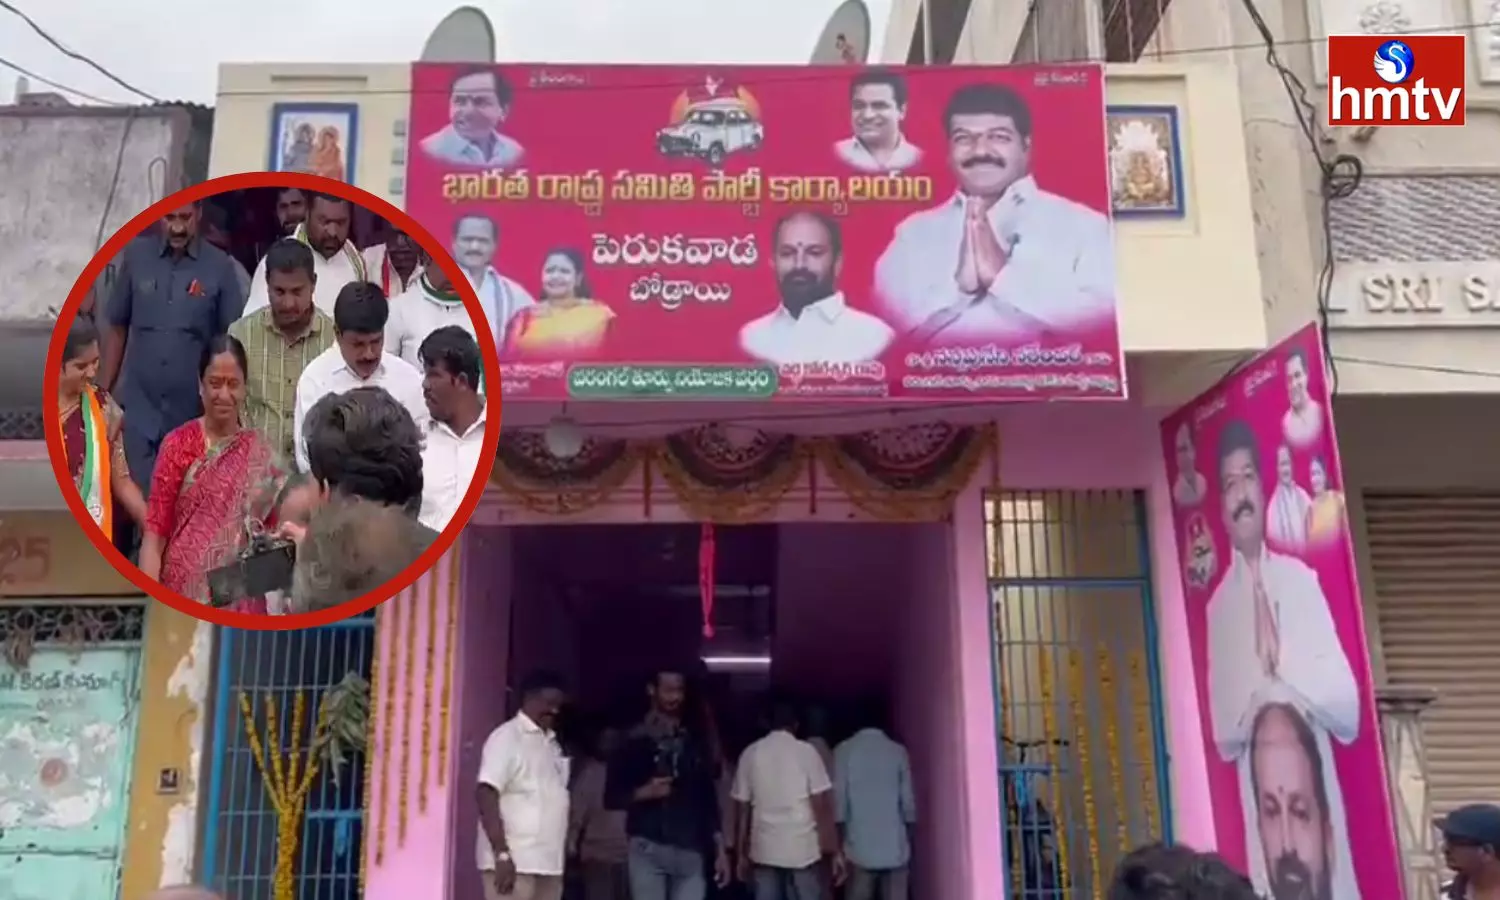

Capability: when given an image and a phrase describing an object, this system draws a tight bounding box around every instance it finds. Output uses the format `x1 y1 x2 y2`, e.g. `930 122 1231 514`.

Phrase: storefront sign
1157 323 1401 900
404 63 1124 400
1327 262 1500 328
0 512 134 596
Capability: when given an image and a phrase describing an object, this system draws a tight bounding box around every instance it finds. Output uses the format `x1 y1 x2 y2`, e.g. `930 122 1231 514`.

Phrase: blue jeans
627 836 706 900
751 863 824 900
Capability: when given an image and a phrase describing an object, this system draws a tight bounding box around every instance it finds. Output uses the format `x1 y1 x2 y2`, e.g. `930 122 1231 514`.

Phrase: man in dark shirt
1440 803 1500 900
606 668 730 900
100 200 248 496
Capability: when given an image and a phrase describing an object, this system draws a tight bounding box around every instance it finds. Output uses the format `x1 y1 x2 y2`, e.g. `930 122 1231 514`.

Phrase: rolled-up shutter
1365 492 1500 812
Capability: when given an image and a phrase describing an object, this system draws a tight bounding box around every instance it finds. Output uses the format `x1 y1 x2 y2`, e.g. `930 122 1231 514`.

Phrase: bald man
145 886 224 900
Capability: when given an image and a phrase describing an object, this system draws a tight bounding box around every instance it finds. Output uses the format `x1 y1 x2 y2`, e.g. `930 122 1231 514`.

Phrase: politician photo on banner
1161 325 1402 900
873 82 1116 346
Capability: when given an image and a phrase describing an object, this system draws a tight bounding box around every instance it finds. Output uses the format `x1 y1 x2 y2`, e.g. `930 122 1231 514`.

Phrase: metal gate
986 490 1172 900
0 602 145 900
200 613 375 900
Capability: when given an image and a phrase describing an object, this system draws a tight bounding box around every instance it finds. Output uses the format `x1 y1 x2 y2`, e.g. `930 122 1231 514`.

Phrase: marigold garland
239 690 327 900
377 591 398 863
399 587 417 843
1068 649 1102 900
420 562 438 813
1099 644 1129 855
814 424 996 521
1129 651 1161 839
438 546 459 786
361 605 382 888
1038 647 1069 890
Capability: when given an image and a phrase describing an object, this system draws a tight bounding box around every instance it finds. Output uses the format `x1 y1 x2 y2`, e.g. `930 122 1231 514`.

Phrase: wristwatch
497 851 512 863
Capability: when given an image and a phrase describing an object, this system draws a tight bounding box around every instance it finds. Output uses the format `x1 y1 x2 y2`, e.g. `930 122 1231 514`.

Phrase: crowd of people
477 670 918 900
57 187 488 615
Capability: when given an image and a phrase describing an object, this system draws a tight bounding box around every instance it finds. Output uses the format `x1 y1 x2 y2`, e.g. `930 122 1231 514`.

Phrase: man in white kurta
452 213 535 347
1208 417 1361 900
872 83 1114 344
739 211 894 366
1266 443 1312 551
244 194 370 316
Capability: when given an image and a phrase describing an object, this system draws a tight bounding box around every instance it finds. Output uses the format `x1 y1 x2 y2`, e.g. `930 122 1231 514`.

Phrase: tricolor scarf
419 274 485 392
293 224 367 282
78 387 113 541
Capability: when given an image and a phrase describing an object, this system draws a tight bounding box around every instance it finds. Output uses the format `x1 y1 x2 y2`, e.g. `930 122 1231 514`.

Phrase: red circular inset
43 171 502 630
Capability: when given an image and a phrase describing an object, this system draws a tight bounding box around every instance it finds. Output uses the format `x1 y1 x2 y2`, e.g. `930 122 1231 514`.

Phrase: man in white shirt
1266 443 1311 551
292 282 428 471
421 67 526 168
732 701 845 900
873 83 1115 344
477 670 570 900
1172 422 1208 508
453 213 535 348
364 228 423 298
739 211 894 366
416 326 486 532
1207 418 1362 900
245 192 370 316
834 71 923 173
1281 348 1324 449
834 702 916 900
386 258 486 371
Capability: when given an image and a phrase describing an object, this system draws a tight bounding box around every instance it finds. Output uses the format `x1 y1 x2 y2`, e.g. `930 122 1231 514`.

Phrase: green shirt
229 308 335 461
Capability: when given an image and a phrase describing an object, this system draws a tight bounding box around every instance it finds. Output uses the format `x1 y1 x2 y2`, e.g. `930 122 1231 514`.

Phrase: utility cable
0 53 125 105
0 0 161 103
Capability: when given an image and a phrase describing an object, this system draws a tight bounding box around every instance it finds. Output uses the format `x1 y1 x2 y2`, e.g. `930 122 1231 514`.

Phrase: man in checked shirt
228 238 335 460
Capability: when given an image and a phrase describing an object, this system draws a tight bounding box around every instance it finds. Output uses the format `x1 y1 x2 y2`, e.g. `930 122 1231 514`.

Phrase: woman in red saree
140 335 290 613
57 318 147 537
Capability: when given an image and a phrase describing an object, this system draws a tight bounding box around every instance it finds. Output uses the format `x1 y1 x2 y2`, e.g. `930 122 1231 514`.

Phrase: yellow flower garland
1129 651 1161 838
438 547 459 786
420 565 438 813
1099 644 1129 855
239 690 328 900
1038 647 1069 890
400 588 417 843
1068 649 1102 900
377 593 398 864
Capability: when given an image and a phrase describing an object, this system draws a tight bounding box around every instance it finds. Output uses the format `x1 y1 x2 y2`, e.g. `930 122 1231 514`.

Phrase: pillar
363 541 465 900
1377 686 1440 900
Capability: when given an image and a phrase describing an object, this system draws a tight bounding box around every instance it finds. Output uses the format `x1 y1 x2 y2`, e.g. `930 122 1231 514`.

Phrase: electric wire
0 0 162 103
0 53 125 105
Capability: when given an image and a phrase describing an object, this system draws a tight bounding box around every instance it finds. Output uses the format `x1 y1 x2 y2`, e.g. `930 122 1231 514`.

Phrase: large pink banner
1160 323 1400 900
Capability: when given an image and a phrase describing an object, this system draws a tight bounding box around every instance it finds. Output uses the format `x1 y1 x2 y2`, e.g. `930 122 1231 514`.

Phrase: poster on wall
1158 323 1400 900
403 63 1125 400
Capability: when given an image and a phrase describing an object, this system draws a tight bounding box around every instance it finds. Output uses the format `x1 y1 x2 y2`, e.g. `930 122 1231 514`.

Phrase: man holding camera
606 668 730 900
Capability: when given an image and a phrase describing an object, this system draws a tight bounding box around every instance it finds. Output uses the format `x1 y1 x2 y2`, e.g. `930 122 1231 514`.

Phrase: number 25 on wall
0 536 52 584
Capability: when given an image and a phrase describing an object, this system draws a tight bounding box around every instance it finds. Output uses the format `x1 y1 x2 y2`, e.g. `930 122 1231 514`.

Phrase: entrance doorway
453 519 965 900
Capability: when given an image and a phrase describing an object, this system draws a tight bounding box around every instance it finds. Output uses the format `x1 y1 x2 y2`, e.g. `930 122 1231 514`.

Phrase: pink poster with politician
1159 323 1400 900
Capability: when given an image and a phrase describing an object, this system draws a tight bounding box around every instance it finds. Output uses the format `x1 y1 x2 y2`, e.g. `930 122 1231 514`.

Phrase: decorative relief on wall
1329 175 1500 262
1307 0 1457 81
1473 0 1500 82
1105 107 1185 218
490 424 999 522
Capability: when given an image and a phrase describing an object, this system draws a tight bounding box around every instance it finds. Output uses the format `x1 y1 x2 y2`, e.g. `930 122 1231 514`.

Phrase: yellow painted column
118 606 215 896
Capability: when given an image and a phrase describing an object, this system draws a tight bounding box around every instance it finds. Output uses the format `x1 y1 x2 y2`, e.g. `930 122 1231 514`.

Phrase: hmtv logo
1326 34 1466 126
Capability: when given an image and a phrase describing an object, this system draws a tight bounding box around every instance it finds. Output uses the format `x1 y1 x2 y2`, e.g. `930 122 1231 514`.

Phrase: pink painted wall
421 399 1223 899
449 528 514 900
364 547 465 900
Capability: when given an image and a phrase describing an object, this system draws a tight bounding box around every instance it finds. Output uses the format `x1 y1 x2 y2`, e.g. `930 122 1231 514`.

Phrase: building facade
197 52 1272 900
880 0 1500 895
